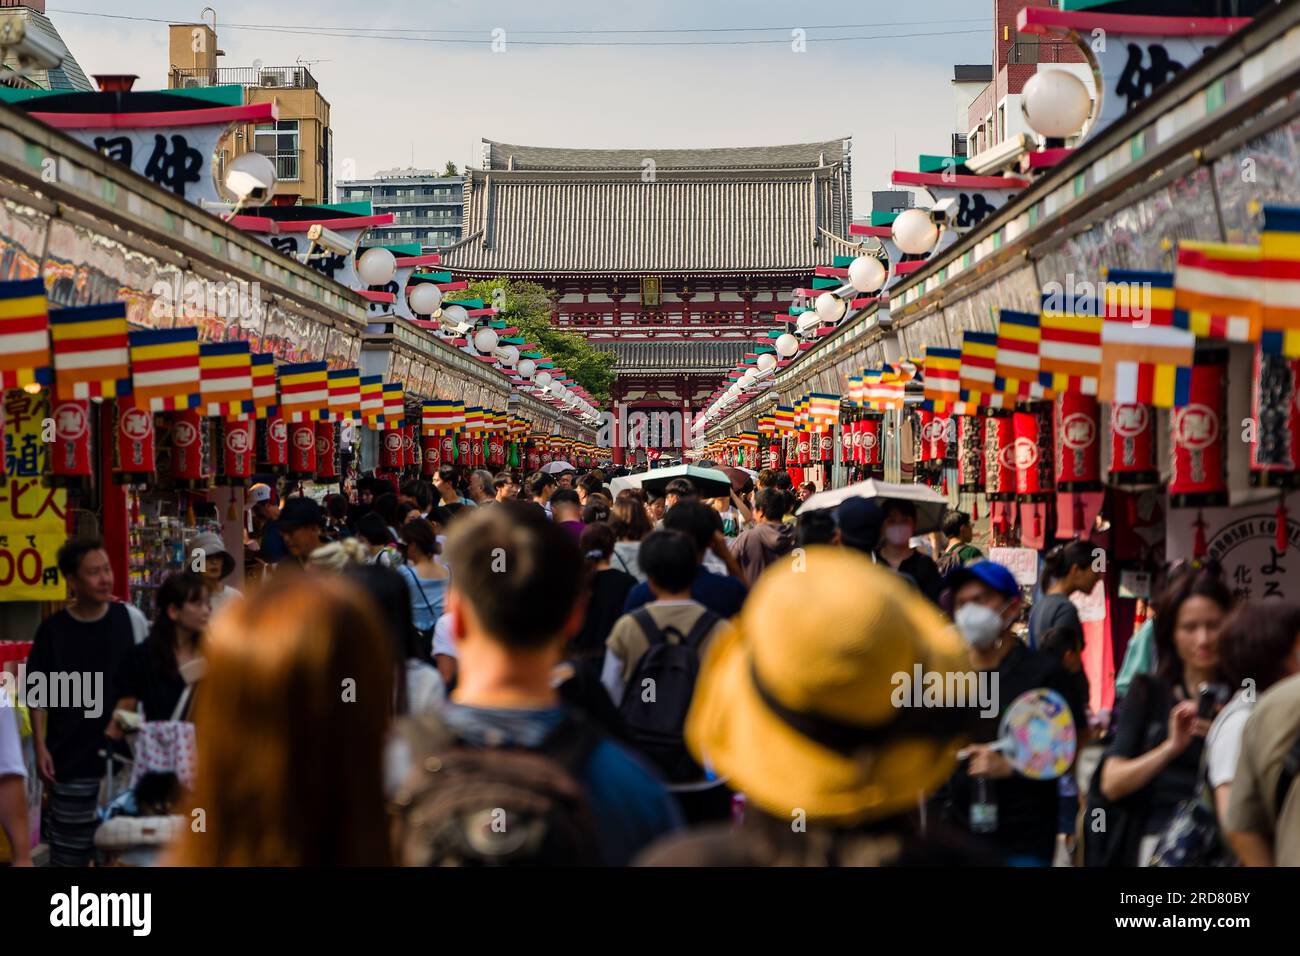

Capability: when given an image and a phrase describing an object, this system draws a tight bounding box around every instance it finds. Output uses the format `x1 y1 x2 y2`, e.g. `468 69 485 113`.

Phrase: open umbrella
638 463 732 499
796 478 948 533
713 465 754 494
542 460 576 475
608 472 646 496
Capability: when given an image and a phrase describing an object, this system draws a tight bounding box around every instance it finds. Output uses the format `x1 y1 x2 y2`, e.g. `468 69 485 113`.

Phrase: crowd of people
3 460 1299 869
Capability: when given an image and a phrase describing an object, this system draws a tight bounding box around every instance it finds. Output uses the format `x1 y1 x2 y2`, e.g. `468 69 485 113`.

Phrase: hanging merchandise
1170 351 1229 508
49 398 93 482
113 401 156 484
1251 347 1300 487
217 417 256 483
1055 392 1101 490
259 412 288 472
1108 402 1158 486
957 415 984 492
167 409 211 488
315 421 339 482
288 420 318 478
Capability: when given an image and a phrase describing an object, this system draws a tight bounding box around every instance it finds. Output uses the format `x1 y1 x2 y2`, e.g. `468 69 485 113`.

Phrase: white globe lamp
408 283 442 315
848 255 887 293
1022 69 1092 140
356 247 397 287
815 291 847 323
756 353 777 373
472 327 500 354
892 208 939 256
518 358 536 380
535 370 553 390
775 333 800 358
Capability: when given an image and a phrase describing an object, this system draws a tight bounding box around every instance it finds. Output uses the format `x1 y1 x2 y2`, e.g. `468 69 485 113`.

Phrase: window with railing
254 121 301 182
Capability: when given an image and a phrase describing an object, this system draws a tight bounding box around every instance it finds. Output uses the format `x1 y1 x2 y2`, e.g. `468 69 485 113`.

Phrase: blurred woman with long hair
610 493 652 582
111 571 209 727
167 574 394 866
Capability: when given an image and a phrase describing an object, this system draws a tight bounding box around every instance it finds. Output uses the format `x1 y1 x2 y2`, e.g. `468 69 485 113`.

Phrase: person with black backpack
388 502 682 867
602 530 734 823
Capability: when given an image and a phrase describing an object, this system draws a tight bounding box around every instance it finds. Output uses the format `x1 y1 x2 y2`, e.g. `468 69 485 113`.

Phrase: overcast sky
50 1 994 214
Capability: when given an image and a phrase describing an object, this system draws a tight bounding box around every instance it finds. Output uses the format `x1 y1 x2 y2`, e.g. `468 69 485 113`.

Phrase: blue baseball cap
945 560 1020 599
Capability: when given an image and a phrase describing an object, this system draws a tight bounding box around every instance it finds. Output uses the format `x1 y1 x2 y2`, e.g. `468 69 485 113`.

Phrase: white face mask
954 601 1007 649
885 524 914 547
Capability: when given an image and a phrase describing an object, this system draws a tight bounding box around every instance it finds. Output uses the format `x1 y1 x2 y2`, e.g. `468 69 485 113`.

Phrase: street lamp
815 291 846 324
473 326 500 354
892 208 939 256
517 358 536 379
775 333 800 358
357 247 397 287
408 283 442 315
757 353 777 373
1022 70 1092 141
848 254 886 293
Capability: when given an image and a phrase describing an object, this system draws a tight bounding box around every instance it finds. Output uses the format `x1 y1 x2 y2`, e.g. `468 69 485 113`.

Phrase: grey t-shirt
1028 593 1081 650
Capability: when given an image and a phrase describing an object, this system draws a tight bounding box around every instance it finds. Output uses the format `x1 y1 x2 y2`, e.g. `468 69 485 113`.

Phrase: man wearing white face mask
876 500 943 606
938 561 1087 866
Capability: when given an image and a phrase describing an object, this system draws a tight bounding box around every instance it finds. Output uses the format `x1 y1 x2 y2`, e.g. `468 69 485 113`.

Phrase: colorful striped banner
199 341 254 418
806 392 841 426
129 327 201 411
922 346 962 411
381 382 405 428
0 278 50 390
49 303 132 400
1174 240 1263 343
1261 205 1300 358
361 375 384 426
277 361 330 422
1102 270 1195 407
250 352 277 418
994 309 1047 399
958 331 1004 408
326 367 362 421
1039 290 1102 395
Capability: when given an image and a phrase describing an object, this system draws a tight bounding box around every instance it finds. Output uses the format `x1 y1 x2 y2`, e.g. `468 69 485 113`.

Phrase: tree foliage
456 278 617 406
443 161 459 177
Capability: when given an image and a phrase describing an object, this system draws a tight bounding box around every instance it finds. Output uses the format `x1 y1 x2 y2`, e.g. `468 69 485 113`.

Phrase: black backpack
617 606 719 783
390 712 603 866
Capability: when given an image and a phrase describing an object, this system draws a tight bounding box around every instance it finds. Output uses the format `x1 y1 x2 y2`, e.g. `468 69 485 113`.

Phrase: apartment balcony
381 216 462 227
372 194 463 206
256 148 302 182
171 65 319 91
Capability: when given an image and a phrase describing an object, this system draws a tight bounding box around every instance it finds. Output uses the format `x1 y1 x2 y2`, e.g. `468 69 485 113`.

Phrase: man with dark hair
663 478 696 512
323 492 353 540
756 469 778 491
421 503 682 865
624 501 747 619
938 510 983 574
729 488 795 587
493 472 520 503
399 479 434 513
577 472 604 505
796 509 840 548
774 471 793 494
29 538 145 865
551 488 586 541
526 470 557 517
278 498 329 564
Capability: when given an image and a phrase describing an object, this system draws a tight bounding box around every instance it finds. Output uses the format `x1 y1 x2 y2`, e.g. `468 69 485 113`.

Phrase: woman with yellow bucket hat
638 546 990 866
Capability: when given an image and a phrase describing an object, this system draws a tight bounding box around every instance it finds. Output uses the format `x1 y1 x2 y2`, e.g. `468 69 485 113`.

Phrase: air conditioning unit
261 73 283 88
182 76 205 89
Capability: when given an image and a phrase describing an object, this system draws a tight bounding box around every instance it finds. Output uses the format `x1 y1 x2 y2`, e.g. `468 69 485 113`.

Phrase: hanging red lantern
458 431 473 467
922 413 953 466
1250 347 1300 487
442 432 457 468
1108 402 1157 486
260 412 288 471
169 409 209 486
817 428 834 463
958 415 983 492
218 418 255 483
840 421 855 465
422 432 441 476
288 420 317 478
113 402 155 483
1055 391 1101 489
50 399 92 481
861 416 883 468
1170 353 1229 508
315 421 338 481
526 441 541 472
984 413 1016 501
767 442 781 470
380 427 404 470
914 409 932 465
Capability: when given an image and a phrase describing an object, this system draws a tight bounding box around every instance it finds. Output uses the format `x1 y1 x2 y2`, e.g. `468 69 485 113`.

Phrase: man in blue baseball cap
937 560 1087 866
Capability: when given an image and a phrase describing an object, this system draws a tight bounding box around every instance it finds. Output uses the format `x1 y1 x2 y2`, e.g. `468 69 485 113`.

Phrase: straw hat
686 546 973 826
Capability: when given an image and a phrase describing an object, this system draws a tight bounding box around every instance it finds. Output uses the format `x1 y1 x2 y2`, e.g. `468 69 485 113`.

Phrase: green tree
443 161 459 177
455 278 617 406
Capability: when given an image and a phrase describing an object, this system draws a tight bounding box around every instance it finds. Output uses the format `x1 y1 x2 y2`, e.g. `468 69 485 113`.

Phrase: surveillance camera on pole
304 224 357 259
0 15 65 74
221 151 278 220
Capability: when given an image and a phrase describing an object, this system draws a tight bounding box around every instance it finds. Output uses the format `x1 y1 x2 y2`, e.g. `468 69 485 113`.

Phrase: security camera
0 15 64 72
931 197 958 228
224 151 277 206
306 224 357 257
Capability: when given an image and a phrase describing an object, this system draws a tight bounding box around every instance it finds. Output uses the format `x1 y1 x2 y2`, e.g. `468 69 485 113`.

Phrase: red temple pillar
99 401 129 601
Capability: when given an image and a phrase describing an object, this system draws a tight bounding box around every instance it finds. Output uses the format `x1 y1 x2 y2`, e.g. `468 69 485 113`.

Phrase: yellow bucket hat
686 546 973 826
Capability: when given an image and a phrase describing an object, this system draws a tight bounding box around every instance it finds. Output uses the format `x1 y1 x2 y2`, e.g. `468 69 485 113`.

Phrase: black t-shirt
881 550 944 606
26 604 136 780
1104 674 1203 836
115 641 189 723
942 641 1088 862
571 568 638 660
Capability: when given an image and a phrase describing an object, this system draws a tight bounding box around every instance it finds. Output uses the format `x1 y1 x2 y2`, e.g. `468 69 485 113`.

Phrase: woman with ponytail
1029 539 1100 651
569 522 637 669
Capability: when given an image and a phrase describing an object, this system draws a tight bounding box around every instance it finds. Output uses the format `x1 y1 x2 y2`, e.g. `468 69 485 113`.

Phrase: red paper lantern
1170 356 1228 508
1250 348 1300 486
381 428 404 470
958 415 983 492
840 422 855 465
767 443 781 470
1055 391 1101 489
984 413 1016 501
861 417 883 467
260 413 288 470
1108 402 1157 485
288 421 317 477
422 433 441 476
817 428 834 462
315 421 338 480
458 433 473 466
114 402 155 482
218 418 255 482
527 443 541 471
1013 403 1055 499
50 399 92 479
169 409 209 485
924 414 954 465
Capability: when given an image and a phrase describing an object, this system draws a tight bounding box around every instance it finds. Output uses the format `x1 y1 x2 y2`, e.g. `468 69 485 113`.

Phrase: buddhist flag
774 405 795 433
995 309 1048 399
199 341 254 418
758 414 776 435
0 278 50 390
250 353 277 418
49 303 131 400
361 375 384 426
1101 270 1195 407
958 331 1004 409
1260 205 1300 358
922 346 962 411
848 375 866 407
1174 240 1263 343
807 393 841 426
326 368 362 421
381 383 405 428
277 361 329 422
422 400 458 434
1039 290 1102 395
129 327 201 411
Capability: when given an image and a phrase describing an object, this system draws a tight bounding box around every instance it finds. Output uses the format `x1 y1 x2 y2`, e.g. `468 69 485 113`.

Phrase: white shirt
404 659 446 716
124 602 149 645
0 700 25 780
209 586 243 617
1206 689 1254 789
431 613 458 660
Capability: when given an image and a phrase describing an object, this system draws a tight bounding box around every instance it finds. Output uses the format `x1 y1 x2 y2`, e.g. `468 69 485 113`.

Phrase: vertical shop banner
113 402 156 481
381 428 404 470
50 398 93 479
957 415 983 491
167 409 210 485
1 390 68 600
861 417 882 467
315 421 339 480
442 433 457 468
1168 493 1300 602
984 414 1016 500
1251 348 1300 481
